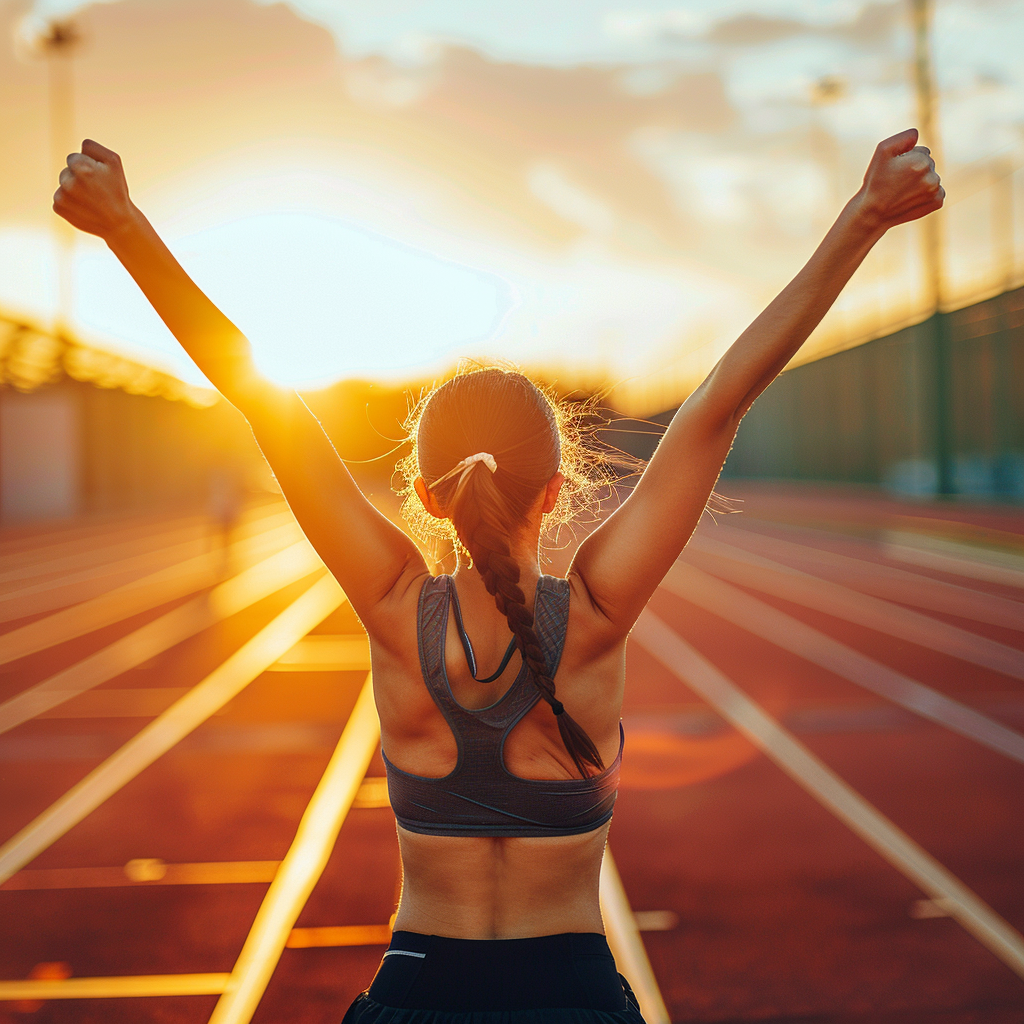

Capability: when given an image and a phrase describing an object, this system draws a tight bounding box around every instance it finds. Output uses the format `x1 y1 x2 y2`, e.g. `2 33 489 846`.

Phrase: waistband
367 930 629 1012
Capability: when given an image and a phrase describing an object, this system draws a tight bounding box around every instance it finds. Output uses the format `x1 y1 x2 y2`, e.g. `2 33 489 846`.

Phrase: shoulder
562 571 627 659
360 565 436 657
566 570 615 632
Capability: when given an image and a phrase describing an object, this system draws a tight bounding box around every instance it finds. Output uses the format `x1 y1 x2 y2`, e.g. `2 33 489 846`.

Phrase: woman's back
369 564 627 938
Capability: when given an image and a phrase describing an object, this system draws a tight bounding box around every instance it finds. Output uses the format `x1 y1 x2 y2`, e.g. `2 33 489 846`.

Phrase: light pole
20 17 81 337
808 75 846 229
908 0 954 496
910 0 945 309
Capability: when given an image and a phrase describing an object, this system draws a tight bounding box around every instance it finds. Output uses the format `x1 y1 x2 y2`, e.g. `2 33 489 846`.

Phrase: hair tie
429 452 498 490
550 700 564 716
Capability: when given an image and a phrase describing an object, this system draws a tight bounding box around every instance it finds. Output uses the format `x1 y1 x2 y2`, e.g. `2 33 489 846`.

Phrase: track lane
2 491 1023 1022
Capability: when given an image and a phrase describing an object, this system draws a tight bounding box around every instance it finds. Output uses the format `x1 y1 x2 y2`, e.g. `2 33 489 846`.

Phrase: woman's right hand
53 139 137 240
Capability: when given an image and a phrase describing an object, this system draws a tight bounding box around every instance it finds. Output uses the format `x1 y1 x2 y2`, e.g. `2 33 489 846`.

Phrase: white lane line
0 520 301 667
0 514 204 578
662 562 1024 764
0 574 345 884
683 542 1024 682
632 610 1024 981
695 527 1024 631
883 531 1024 590
0 504 288 585
600 849 671 1024
0 510 294 616
208 674 380 1024
0 540 325 734
0 974 231 1000
0 538 212 624
0 525 202 594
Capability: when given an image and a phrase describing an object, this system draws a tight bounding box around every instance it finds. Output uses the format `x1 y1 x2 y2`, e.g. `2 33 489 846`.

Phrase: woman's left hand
853 127 945 232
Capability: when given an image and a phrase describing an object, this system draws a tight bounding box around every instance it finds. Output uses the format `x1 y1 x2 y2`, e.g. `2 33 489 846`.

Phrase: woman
53 129 942 1021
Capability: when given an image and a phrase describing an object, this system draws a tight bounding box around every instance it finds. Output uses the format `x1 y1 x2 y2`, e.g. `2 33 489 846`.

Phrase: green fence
720 285 1024 500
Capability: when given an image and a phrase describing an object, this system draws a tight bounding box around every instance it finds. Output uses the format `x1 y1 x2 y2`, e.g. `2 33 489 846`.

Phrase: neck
452 528 543 589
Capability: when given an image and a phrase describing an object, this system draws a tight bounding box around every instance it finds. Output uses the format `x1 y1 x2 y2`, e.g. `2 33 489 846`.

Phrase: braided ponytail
450 464 604 778
414 368 605 779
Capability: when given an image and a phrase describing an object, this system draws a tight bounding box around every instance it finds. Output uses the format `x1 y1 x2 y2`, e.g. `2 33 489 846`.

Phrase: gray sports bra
382 574 623 838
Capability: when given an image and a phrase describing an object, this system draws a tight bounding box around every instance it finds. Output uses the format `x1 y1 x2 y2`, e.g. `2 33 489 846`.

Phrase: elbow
733 381 766 424
687 375 748 435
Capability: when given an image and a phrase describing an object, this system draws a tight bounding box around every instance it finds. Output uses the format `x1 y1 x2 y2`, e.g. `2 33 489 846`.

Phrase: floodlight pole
40 21 80 338
909 0 954 496
808 76 845 228
910 0 944 308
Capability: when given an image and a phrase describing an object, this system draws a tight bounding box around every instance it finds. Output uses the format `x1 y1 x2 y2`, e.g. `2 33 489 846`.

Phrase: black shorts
342 930 647 1024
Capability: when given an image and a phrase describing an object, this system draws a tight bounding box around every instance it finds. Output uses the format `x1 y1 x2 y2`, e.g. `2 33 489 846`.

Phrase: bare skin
53 130 942 939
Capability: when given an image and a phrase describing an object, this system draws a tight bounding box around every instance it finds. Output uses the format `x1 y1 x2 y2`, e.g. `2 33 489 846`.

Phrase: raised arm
53 140 427 622
572 128 944 635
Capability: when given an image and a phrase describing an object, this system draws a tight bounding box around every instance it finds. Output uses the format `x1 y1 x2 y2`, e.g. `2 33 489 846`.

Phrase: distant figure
206 456 243 572
54 132 941 1022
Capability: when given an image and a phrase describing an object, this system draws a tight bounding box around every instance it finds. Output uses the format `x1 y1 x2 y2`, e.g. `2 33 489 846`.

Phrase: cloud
630 127 829 235
256 0 886 67
528 163 617 236
602 9 713 44
249 0 1024 169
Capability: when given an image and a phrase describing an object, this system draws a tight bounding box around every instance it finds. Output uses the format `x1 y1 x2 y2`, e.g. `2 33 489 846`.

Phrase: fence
720 285 1024 500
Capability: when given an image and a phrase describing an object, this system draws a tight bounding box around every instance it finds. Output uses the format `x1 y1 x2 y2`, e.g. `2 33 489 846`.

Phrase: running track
0 484 1022 1023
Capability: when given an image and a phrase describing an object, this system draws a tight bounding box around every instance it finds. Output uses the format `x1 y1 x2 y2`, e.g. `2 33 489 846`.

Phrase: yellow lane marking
600 850 671 1024
268 635 371 671
632 610 1024 982
0 974 230 1000
696 527 1024 631
1 775 388 891
0 574 345 885
2 860 280 890
0 520 302 667
683 541 1024 680
0 540 324 734
663 561 1024 764
282 910 677 952
286 924 392 948
353 775 390 808
633 910 679 931
209 675 380 1024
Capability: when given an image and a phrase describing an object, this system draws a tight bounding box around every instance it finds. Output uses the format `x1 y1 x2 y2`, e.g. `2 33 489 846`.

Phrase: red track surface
1 484 1023 1023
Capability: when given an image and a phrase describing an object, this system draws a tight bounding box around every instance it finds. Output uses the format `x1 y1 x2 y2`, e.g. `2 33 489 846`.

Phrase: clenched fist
856 128 944 230
53 139 136 240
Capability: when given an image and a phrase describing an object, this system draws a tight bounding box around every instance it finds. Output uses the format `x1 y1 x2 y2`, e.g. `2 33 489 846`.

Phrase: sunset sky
1 0 1022 410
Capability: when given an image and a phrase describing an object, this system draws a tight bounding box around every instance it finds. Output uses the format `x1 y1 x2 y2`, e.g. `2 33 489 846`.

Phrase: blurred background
1 3 1023 1023
1 0 1022 516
